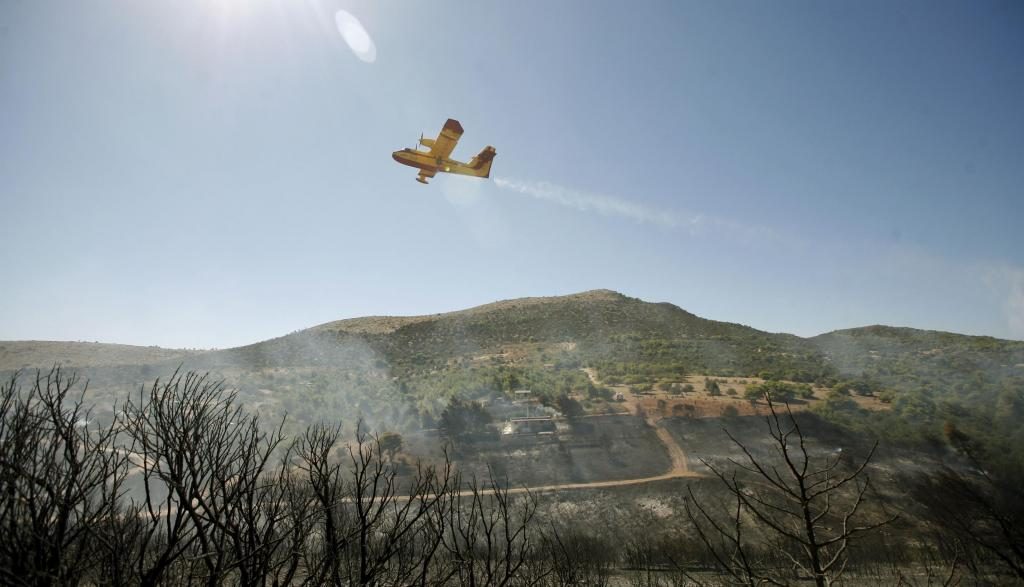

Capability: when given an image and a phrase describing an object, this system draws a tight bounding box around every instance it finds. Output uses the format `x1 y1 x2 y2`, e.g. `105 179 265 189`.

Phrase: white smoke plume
492 176 786 247
493 177 682 228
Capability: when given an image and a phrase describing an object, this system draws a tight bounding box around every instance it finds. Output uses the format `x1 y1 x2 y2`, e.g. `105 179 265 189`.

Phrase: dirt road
581 367 693 477
485 466 699 497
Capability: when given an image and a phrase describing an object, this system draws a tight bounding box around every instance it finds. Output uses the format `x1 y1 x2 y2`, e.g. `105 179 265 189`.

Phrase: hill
187 289 832 380
0 340 198 371
813 324 1024 384
1 289 1022 467
809 325 1024 468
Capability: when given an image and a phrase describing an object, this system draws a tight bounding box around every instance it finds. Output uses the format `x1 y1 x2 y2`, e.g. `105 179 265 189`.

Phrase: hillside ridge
313 289 634 335
3 290 1023 372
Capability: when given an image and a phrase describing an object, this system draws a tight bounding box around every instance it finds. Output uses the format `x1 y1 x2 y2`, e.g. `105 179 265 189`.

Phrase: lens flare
334 10 376 63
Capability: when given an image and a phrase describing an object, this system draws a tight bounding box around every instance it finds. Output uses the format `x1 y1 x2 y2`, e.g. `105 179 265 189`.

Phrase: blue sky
2 0 1022 348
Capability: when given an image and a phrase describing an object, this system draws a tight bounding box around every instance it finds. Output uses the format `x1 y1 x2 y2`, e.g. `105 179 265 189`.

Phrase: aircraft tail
467 146 496 178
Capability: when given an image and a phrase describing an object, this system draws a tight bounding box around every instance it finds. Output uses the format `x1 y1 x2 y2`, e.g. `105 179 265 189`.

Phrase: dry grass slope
0 341 199 371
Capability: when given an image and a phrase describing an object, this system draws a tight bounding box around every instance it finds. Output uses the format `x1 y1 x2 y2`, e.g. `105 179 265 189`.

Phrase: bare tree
910 464 1024 581
438 470 546 586
867 529 961 587
0 368 128 586
683 395 895 586
682 480 775 586
120 369 288 586
344 424 455 586
291 420 460 586
621 524 692 587
543 523 614 587
292 421 348 585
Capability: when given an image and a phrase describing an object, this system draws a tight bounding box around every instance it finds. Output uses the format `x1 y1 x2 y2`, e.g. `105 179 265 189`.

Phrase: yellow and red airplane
392 119 496 184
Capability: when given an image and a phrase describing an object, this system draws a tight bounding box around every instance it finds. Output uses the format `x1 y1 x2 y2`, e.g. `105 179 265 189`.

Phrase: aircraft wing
425 119 464 160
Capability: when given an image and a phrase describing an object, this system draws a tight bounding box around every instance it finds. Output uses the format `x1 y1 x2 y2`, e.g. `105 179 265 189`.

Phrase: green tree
745 380 799 403
705 378 722 396
440 399 493 439
378 432 403 461
556 394 584 420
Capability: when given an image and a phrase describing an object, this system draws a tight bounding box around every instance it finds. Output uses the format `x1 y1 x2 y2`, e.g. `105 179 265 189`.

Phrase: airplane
392 119 496 184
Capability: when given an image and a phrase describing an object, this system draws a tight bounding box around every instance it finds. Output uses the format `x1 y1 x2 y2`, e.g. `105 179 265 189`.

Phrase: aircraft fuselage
391 149 456 173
